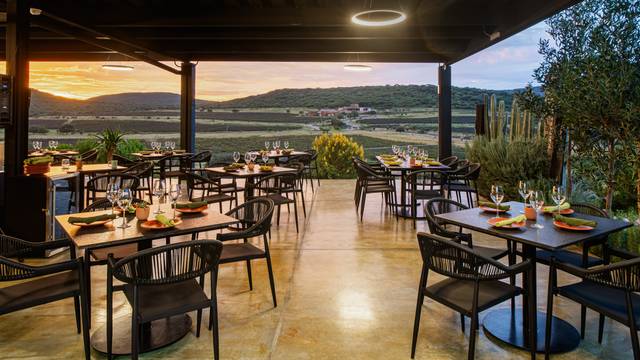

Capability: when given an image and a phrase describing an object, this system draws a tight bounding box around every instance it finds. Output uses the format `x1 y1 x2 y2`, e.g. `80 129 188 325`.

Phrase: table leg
399 173 407 216
77 173 85 210
482 244 580 353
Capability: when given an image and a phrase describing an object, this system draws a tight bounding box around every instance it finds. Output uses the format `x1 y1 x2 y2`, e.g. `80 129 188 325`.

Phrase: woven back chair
121 161 155 202
412 232 531 360
439 155 458 166
404 169 445 228
247 172 301 232
85 173 140 205
354 161 396 221
107 240 223 359
112 153 136 167
445 162 481 207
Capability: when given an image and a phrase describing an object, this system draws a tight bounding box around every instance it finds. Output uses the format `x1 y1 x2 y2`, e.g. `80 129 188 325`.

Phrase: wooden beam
180 62 196 153
438 64 452 159
4 0 30 177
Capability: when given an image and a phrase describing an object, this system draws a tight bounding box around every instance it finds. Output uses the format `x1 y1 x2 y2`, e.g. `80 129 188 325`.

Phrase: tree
534 0 640 214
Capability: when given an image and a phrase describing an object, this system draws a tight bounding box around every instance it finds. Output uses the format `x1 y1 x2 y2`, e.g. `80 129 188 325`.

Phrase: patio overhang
0 0 582 176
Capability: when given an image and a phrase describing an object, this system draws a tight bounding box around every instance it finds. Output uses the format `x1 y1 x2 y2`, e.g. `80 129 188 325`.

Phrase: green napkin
384 160 403 166
554 214 597 227
426 160 442 166
156 214 175 227
495 215 526 227
24 156 53 165
543 202 571 213
175 201 207 209
479 201 510 211
68 213 116 224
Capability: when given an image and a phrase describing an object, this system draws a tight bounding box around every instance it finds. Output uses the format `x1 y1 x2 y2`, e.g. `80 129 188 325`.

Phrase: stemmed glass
272 141 277 151
392 145 398 155
262 152 269 165
552 185 566 216
169 141 176 152
250 152 257 163
169 184 181 220
284 141 289 150
32 141 42 152
275 140 281 149
490 185 504 219
152 179 165 214
117 188 131 229
233 151 241 164
106 182 120 215
264 141 270 151
529 190 545 229
244 152 252 164
518 181 529 213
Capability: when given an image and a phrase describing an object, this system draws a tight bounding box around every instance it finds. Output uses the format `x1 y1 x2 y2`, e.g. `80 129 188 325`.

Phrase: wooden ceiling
0 0 580 65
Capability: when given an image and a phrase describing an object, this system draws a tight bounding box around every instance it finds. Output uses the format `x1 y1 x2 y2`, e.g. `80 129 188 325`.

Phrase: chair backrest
571 202 608 218
86 174 140 194
449 159 470 171
417 232 508 281
583 257 640 292
439 156 458 166
0 235 42 280
464 163 481 181
80 148 99 163
305 149 318 160
190 151 212 169
110 240 223 286
289 153 312 165
222 198 275 239
248 172 298 195
424 198 469 240
113 153 136 166
121 161 154 177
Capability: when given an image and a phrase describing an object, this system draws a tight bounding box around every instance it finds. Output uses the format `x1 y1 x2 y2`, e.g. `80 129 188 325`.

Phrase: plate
543 208 575 215
72 219 114 227
140 218 183 230
487 217 526 229
479 206 509 213
175 205 208 214
553 220 594 231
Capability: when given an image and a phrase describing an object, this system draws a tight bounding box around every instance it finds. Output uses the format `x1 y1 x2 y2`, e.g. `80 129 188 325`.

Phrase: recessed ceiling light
29 7 43 16
95 36 111 40
102 64 134 71
344 64 373 72
351 9 407 27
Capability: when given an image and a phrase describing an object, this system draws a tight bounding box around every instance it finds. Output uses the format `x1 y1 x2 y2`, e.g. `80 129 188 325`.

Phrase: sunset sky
3 22 548 101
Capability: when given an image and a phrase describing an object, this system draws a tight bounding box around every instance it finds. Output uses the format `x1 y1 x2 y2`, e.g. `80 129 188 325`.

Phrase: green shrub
607 208 640 256
56 143 75 151
466 136 550 200
28 126 48 134
75 139 99 155
312 133 364 179
116 139 145 159
57 124 76 134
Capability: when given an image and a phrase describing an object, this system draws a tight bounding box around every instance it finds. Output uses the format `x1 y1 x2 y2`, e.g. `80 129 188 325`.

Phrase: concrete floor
0 179 635 359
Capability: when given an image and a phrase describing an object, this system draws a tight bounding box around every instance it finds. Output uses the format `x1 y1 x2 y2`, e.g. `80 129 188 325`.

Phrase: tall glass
551 185 566 216
106 182 120 215
233 151 241 163
169 184 181 220
529 190 545 229
250 152 257 163
117 188 131 229
264 141 270 150
490 185 504 219
284 141 289 149
262 153 269 165
518 180 529 213
244 152 252 164
153 179 166 214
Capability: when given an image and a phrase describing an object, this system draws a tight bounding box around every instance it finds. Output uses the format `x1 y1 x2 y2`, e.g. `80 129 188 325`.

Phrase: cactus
484 94 541 142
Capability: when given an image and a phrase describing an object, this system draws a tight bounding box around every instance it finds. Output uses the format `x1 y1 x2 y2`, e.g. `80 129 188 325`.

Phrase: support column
180 62 196 153
438 64 452 159
5 0 30 177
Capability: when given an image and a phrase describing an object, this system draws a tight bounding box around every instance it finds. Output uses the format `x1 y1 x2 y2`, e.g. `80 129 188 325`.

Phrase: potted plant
135 202 150 221
94 129 124 162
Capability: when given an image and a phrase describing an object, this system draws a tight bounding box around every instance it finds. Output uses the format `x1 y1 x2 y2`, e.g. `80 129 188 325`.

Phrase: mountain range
29 85 530 115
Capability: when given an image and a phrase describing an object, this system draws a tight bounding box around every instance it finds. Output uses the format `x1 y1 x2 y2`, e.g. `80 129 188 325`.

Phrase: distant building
306 104 375 117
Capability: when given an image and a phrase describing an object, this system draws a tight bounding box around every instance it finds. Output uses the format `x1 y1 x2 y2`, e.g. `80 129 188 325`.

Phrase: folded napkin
479 201 510 211
380 154 396 159
175 201 207 209
426 160 442 166
543 202 571 213
554 214 597 227
384 160 403 166
495 215 526 227
156 214 175 227
68 213 116 224
24 156 53 165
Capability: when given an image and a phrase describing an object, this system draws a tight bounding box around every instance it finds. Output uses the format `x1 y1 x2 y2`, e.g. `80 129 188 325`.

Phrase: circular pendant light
344 64 373 72
351 9 407 27
102 64 134 71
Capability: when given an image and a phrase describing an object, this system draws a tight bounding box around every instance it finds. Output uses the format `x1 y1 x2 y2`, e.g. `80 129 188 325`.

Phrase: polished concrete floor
0 179 635 359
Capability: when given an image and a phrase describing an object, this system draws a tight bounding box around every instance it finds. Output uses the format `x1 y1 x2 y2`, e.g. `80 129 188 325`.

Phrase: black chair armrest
1 235 76 258
0 256 81 280
608 247 639 260
32 257 82 276
551 258 592 278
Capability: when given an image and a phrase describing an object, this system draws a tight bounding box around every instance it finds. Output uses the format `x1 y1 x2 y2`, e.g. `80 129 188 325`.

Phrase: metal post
5 0 30 177
438 64 452 159
180 62 196 153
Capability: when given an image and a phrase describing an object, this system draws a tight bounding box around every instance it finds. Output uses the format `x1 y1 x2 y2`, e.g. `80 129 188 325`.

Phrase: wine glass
169 184 181 220
250 152 257 163
552 185 566 216
275 140 281 149
392 145 398 155
284 141 289 149
490 185 505 219
272 141 277 151
264 141 270 151
529 190 545 229
244 152 252 164
106 182 120 215
233 151 241 164
262 153 269 165
518 180 529 213
153 179 165 214
117 188 131 229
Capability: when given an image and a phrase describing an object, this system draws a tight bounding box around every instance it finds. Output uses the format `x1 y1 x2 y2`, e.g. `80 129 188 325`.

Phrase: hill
29 85 529 115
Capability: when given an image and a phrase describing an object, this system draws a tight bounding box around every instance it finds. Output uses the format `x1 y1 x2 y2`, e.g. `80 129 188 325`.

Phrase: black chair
64 148 100 211
85 173 140 205
106 240 224 360
246 172 302 232
354 161 397 221
282 161 308 217
189 151 213 173
545 255 640 359
444 162 481 207
0 234 90 360
352 157 390 207
412 232 532 360
305 149 320 188
120 161 155 203
157 154 183 185
112 153 136 167
439 155 459 166
206 162 245 202
404 169 446 228
215 198 276 307
289 153 315 192
183 171 236 212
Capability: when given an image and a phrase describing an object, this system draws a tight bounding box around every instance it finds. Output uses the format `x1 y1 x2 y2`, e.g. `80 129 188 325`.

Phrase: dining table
130 151 193 160
435 201 632 354
55 203 240 356
248 150 308 165
376 156 449 219
28 150 79 157
206 164 296 198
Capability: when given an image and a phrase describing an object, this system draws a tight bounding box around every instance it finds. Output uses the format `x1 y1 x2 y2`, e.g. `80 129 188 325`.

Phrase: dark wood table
249 150 308 165
28 150 79 157
206 165 295 197
376 156 449 218
56 204 239 355
435 201 632 354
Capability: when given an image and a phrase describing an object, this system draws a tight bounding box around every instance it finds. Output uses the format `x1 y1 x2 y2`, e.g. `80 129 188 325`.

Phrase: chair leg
277 204 281 226
300 189 307 217
84 257 92 329
545 288 554 359
246 259 253 290
73 295 81 334
468 311 478 360
580 305 586 339
626 292 640 359
196 309 203 337
293 199 300 233
265 238 278 307
598 314 605 343
411 269 426 359
460 313 465 333
107 288 113 359
360 192 367 222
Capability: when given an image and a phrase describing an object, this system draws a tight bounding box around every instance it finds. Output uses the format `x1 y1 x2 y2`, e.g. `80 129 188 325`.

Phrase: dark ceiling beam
30 15 183 74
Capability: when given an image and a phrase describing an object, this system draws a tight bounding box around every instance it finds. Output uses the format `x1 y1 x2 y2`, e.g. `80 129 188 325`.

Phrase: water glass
284 141 289 149
529 190 545 229
518 180 529 212
244 152 252 164
392 145 398 154
153 179 165 214
490 185 504 218
233 151 241 163
106 182 120 215
117 188 132 229
551 185 566 215
61 158 70 170
169 184 181 219
262 153 269 165
272 141 277 151
275 140 281 149
265 141 270 150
